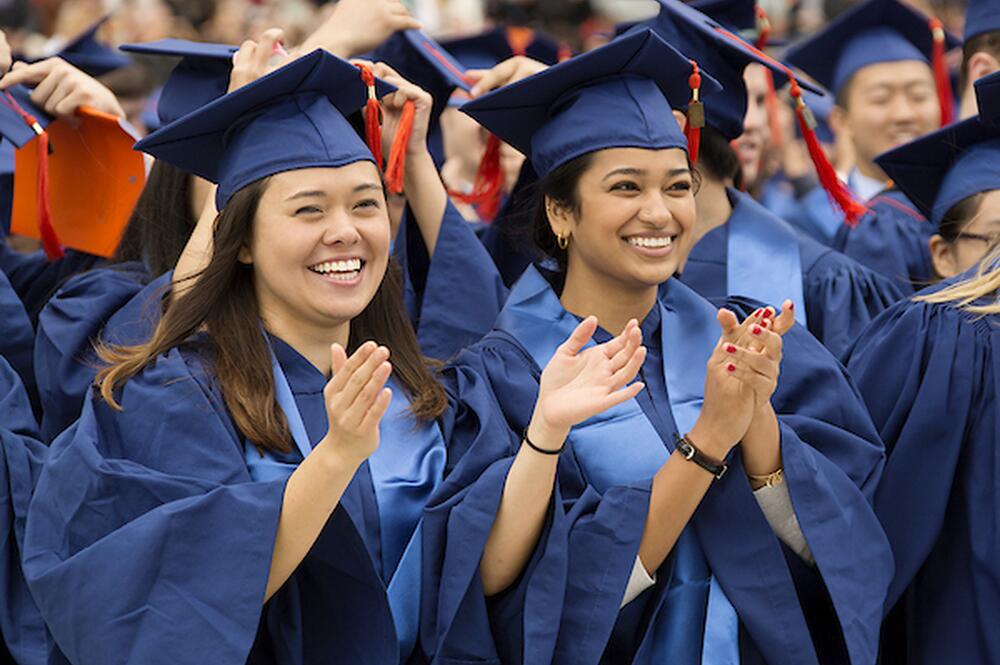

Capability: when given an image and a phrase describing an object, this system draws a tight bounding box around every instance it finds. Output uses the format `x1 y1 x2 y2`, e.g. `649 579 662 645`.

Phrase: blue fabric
0 243 102 324
964 0 1000 41
21 334 408 664
393 200 508 360
34 263 153 441
976 70 1000 124
134 50 395 209
438 26 562 70
831 27 927 93
0 357 48 665
460 30 721 177
681 189 902 357
843 276 1000 664
452 264 892 664
0 265 36 415
44 14 130 77
760 179 843 246
834 188 934 296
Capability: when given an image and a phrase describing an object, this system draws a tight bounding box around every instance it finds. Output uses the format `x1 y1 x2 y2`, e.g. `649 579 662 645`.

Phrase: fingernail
752 326 762 335
761 319 769 328
727 363 736 372
725 344 736 353
789 302 794 310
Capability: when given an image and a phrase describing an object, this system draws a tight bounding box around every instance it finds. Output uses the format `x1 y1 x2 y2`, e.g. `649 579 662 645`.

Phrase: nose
638 190 672 226
321 209 362 246
887 92 919 124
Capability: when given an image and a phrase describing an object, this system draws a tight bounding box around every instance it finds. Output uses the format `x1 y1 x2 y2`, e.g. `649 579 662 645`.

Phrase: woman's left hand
228 29 291 93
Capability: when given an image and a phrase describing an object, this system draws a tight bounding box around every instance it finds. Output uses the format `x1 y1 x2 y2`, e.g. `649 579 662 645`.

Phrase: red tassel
754 5 771 51
929 18 954 127
685 60 704 166
505 26 534 57
1 91 62 260
448 133 504 222
712 26 868 226
384 100 415 195
355 63 384 171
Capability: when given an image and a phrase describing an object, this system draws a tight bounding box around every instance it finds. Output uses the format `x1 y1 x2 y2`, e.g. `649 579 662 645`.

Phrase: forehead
263 162 382 198
743 63 770 94
849 60 935 93
586 146 690 173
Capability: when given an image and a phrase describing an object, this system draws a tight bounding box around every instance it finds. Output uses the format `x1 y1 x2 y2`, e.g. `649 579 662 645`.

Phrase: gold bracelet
747 468 784 490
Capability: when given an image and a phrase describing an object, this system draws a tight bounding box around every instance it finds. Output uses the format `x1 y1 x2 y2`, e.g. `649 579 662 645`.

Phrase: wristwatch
675 433 728 480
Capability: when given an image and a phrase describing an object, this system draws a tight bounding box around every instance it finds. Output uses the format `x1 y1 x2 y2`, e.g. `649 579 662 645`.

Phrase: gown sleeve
833 193 934 296
420 335 568 665
0 266 37 415
0 357 48 665
21 347 287 665
395 200 509 361
0 242 102 323
795 233 905 359
33 263 151 441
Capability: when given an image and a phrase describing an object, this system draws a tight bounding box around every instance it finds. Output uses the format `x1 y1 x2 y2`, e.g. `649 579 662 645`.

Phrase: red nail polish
762 309 773 320
789 302 794 310
727 363 736 372
726 344 736 353
752 326 761 335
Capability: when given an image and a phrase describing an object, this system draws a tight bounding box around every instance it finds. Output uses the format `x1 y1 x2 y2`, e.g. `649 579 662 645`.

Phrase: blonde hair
916 240 1000 315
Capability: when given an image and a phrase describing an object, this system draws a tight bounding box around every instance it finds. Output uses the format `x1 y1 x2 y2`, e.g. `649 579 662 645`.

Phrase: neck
854 157 887 183
692 175 734 245
560 259 658 336
959 83 979 120
261 306 350 377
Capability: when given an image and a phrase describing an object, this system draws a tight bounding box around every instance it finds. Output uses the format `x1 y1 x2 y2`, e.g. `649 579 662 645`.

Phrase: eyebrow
352 182 382 193
285 182 381 201
602 167 690 181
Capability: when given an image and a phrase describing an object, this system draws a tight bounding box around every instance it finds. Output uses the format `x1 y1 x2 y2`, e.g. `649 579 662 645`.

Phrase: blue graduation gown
33 262 154 441
843 278 1000 664
394 200 508 361
449 265 892 664
0 242 101 323
833 189 934 296
759 177 843 248
681 189 904 358
0 356 48 665
0 266 37 414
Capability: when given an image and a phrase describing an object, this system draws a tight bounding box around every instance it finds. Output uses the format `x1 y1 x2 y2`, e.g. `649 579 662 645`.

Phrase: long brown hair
96 177 447 454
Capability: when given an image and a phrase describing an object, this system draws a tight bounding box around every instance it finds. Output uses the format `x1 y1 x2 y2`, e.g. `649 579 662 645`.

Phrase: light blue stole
726 189 807 327
494 266 739 663
244 342 446 662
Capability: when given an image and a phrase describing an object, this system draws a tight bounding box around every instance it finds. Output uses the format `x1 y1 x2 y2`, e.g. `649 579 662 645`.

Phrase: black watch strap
675 433 728 480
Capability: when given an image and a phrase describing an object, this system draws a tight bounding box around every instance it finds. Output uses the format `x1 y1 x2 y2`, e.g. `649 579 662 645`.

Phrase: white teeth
309 258 362 274
626 236 673 249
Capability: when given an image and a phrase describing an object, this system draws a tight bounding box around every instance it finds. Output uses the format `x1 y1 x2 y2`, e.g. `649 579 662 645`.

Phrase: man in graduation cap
957 0 1000 118
784 0 961 295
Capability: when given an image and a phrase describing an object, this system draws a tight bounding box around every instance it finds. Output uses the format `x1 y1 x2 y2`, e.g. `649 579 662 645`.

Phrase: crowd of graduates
0 0 998 663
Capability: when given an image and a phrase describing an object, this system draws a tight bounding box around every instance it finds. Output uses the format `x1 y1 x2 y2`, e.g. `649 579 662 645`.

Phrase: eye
354 198 382 211
294 205 323 216
609 180 640 193
666 179 692 193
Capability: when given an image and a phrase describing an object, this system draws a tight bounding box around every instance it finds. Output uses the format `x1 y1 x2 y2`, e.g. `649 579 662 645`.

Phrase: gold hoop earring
557 233 569 250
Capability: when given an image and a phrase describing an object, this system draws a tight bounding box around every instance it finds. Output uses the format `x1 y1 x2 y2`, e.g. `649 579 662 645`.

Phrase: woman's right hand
228 29 291 93
318 341 393 466
529 317 647 448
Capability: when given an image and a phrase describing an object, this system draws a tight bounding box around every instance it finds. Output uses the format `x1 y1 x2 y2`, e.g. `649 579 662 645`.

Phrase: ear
672 109 687 132
828 103 849 140
544 194 575 240
237 243 253 265
968 51 1000 88
928 234 958 279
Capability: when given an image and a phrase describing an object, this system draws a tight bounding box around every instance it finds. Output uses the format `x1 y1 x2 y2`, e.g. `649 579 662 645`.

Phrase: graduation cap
964 0 1000 42
783 0 960 125
974 70 1000 124
371 30 472 168
47 15 131 77
135 49 395 210
119 39 237 125
438 25 568 70
875 116 1000 226
0 84 145 259
460 29 721 178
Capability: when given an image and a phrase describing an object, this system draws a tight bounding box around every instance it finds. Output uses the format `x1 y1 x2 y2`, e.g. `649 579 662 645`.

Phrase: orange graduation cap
2 85 145 259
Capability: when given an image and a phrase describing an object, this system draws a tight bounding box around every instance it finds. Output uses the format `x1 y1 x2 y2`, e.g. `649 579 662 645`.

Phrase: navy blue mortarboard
623 0 820 140
689 0 757 33
964 0 1000 42
120 39 237 125
975 70 1000 123
783 0 959 122
135 49 394 209
438 26 565 70
460 29 721 178
48 15 131 77
875 116 1000 226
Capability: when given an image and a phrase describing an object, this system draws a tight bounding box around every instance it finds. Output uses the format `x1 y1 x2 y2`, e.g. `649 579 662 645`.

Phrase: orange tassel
1 91 62 260
713 27 868 226
929 18 954 127
355 63 383 171
448 133 504 222
685 60 704 165
420 41 477 87
754 5 771 51
384 99 415 194
505 26 534 57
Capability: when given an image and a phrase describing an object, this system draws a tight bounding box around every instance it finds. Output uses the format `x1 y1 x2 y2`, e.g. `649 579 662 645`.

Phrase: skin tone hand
360 60 447 253
0 31 11 75
266 341 392 601
466 56 549 98
481 317 647 595
228 29 291 94
297 0 421 59
0 57 125 119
